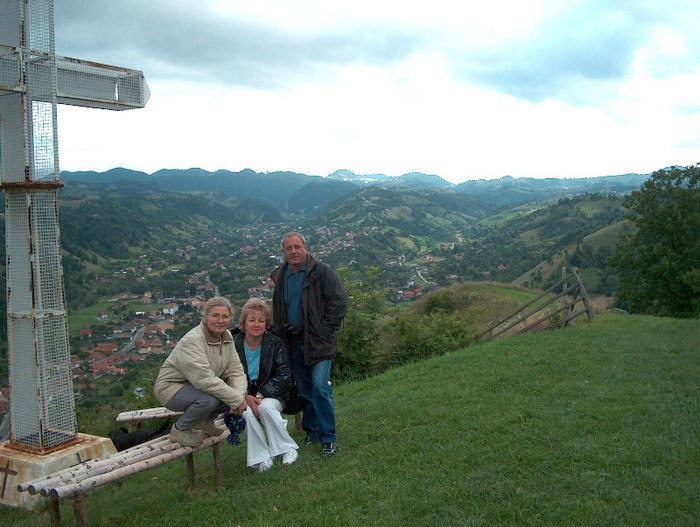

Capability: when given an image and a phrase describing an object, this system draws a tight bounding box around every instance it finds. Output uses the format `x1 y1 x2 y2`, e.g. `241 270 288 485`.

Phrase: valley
0 168 650 434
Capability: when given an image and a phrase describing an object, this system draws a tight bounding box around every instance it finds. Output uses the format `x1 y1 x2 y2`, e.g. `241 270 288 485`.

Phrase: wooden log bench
17 408 231 527
115 406 183 430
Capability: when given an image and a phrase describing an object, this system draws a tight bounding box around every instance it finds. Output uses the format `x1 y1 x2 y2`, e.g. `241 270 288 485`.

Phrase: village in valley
0 222 442 419
4 189 623 421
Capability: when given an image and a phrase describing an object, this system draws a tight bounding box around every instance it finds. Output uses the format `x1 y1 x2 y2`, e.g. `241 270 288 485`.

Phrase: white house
162 302 179 316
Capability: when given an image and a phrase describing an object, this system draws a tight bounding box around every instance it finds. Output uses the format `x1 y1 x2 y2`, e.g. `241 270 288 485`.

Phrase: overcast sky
52 0 700 184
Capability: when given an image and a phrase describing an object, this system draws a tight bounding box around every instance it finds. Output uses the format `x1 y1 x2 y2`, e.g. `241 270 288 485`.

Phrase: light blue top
244 341 261 381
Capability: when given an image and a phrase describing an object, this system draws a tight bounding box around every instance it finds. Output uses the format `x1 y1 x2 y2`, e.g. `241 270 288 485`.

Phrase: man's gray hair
281 231 307 248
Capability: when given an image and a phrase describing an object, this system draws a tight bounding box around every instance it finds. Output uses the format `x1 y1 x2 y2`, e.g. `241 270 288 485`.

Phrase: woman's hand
230 399 248 416
245 394 262 419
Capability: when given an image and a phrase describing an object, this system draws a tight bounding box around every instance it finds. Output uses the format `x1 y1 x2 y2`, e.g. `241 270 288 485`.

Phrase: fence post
562 267 574 327
573 268 594 321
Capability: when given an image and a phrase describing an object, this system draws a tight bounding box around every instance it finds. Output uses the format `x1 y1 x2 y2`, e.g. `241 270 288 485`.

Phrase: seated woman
154 296 248 447
234 298 299 471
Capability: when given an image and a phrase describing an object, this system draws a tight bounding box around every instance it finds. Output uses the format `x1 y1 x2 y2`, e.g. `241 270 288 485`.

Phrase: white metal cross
0 0 148 452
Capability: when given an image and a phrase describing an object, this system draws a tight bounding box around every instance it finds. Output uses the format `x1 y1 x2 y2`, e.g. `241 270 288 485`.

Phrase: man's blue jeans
291 350 336 443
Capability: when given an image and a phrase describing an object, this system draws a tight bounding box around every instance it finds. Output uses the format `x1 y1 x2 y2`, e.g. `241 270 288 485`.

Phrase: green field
582 220 631 251
67 300 167 338
3 312 698 526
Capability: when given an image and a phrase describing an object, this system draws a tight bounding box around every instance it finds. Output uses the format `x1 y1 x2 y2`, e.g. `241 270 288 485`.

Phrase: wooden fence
479 267 593 342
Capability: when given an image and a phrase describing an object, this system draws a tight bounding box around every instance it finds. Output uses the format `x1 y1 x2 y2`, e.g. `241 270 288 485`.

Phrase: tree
607 164 700 317
335 266 386 382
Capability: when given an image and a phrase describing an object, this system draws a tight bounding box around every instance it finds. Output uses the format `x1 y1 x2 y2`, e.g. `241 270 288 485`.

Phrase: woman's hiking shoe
169 424 203 447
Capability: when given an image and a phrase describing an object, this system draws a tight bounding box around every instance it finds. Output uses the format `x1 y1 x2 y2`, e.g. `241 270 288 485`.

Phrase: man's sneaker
304 435 318 446
321 442 336 456
258 457 273 472
282 449 299 465
195 420 223 437
169 423 203 447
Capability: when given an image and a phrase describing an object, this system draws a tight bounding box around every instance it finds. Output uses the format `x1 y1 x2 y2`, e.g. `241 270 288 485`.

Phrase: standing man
271 232 347 456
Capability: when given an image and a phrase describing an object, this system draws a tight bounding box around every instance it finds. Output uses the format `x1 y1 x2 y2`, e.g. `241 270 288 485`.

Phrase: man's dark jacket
270 254 347 366
232 329 291 405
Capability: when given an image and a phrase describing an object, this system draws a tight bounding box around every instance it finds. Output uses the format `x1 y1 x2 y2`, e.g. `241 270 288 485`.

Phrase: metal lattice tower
0 0 148 453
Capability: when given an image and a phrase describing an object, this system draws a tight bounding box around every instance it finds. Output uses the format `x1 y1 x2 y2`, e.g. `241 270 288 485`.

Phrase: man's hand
230 399 248 416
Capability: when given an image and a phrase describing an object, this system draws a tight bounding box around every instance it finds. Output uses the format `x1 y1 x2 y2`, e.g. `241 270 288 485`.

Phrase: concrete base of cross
0 434 117 510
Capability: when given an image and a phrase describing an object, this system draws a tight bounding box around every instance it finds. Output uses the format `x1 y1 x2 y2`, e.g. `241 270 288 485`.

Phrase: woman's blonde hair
238 297 272 330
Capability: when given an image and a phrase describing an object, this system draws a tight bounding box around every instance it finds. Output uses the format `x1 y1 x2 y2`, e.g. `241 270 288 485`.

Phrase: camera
282 323 300 338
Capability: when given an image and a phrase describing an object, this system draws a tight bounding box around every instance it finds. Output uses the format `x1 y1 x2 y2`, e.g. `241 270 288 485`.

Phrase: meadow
2 312 698 526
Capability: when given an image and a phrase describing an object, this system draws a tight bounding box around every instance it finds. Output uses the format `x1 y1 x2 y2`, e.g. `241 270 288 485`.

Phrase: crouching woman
154 296 248 447
234 298 299 471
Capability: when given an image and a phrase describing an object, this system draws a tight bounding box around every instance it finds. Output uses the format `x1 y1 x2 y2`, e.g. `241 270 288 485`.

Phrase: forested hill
2 174 641 295
59 194 279 260
454 173 650 206
312 186 494 237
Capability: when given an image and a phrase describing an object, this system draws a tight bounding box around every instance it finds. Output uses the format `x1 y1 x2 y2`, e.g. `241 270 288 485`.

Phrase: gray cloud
53 0 700 107
448 2 659 105
450 1 700 106
54 1 424 89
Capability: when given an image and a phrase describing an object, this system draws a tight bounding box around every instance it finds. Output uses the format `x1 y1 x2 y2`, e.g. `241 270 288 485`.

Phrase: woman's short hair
238 297 272 330
204 296 233 317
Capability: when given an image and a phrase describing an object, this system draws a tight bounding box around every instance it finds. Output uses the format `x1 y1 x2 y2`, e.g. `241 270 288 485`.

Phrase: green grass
67 301 116 337
3 313 698 526
581 221 629 251
473 282 540 304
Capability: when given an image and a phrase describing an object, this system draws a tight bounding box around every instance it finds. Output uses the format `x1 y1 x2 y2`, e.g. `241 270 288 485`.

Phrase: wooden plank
21 415 228 497
562 267 574 327
116 408 182 423
488 281 579 340
548 307 591 329
518 300 581 334
479 272 574 340
21 435 176 495
574 268 594 321
47 432 229 498
18 410 235 527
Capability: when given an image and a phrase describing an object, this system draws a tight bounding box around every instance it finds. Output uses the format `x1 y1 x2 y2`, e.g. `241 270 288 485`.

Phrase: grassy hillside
4 312 698 526
506 196 627 294
313 186 492 238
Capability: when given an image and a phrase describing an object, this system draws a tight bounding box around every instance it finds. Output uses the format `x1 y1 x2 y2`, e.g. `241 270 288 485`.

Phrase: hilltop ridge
60 167 650 212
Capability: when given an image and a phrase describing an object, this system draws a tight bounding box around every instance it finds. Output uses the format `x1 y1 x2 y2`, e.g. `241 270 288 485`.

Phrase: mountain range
60 167 652 215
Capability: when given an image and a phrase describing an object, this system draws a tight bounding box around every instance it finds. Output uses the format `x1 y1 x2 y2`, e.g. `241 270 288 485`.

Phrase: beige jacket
154 322 247 410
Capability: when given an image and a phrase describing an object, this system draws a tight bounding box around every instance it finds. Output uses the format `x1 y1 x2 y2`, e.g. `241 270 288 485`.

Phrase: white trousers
243 397 299 467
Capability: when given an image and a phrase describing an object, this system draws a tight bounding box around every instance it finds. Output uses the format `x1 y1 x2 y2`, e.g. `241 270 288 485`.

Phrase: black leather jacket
232 329 292 405
270 254 347 366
